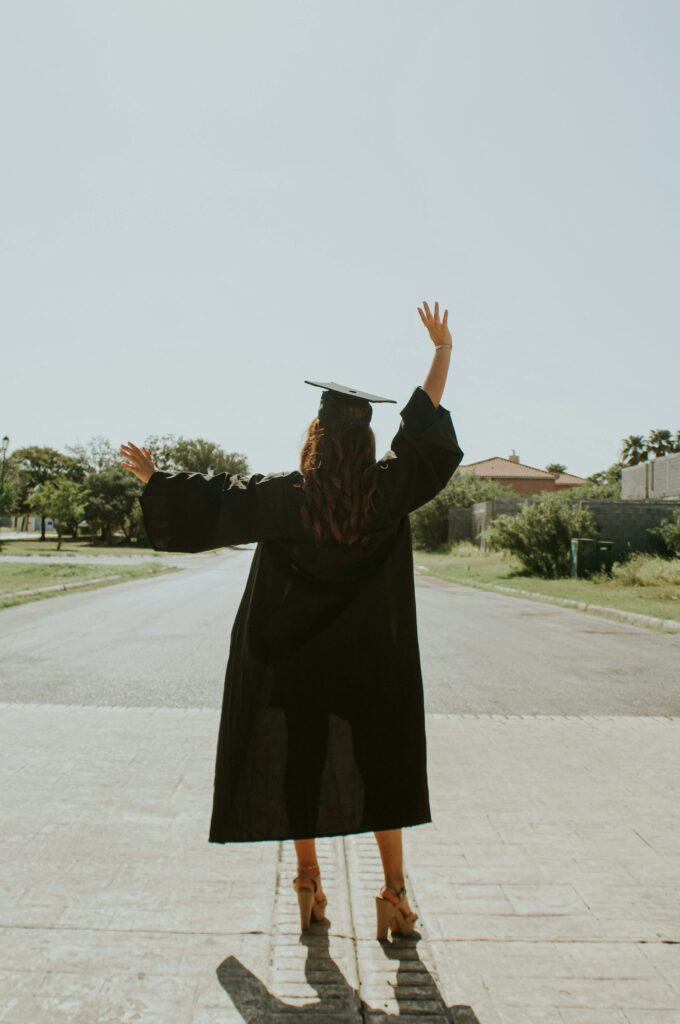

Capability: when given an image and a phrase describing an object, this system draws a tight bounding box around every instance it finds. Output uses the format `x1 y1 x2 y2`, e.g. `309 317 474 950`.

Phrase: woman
119 299 463 940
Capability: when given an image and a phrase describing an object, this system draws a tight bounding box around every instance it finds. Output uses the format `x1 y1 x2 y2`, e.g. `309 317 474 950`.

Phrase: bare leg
374 828 414 914
293 838 325 901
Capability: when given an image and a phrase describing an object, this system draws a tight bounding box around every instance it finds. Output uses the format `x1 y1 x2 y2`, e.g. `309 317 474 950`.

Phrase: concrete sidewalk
1 704 679 1023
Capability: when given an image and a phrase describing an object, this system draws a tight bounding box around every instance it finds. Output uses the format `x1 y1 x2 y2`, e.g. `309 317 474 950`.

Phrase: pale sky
2 0 678 479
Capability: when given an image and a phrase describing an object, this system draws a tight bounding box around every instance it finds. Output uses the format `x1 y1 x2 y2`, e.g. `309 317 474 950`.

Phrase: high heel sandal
375 883 418 940
293 863 329 931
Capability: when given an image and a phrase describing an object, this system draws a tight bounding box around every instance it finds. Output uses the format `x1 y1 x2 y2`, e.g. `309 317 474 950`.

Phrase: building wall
621 452 680 500
3 514 54 532
621 463 648 499
577 500 680 559
470 497 526 547
480 477 586 495
464 477 558 496
448 496 680 559
504 478 559 495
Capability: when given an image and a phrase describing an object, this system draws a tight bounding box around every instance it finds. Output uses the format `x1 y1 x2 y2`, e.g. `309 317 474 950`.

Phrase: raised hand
118 442 157 485
417 300 452 350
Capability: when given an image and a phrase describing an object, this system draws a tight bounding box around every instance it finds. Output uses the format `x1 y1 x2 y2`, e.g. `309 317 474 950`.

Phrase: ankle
383 875 405 894
296 862 320 876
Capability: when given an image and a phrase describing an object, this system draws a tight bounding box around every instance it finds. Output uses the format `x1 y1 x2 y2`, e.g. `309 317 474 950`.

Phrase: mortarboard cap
304 380 396 403
304 379 396 427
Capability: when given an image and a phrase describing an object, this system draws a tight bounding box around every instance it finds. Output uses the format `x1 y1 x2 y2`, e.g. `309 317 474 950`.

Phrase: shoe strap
382 884 407 903
294 875 318 890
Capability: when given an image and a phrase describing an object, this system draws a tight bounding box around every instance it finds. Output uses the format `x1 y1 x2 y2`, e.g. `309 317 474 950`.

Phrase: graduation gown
139 385 464 843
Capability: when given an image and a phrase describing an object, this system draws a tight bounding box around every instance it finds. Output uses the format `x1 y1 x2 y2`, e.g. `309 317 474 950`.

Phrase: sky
2 0 678 479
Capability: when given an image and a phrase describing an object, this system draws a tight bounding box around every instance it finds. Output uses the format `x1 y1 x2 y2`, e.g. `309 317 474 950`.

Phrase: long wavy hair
297 396 379 547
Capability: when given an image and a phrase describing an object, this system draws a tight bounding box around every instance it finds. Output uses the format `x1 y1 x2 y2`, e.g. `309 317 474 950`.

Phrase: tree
26 485 51 540
620 435 647 466
645 428 675 460
11 446 84 538
29 479 87 550
135 434 250 476
557 463 622 501
64 435 118 473
139 434 182 472
485 493 598 579
169 436 249 475
0 464 19 541
84 466 142 545
545 463 567 474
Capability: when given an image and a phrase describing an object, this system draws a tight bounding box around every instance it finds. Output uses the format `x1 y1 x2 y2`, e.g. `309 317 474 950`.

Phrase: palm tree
646 429 674 459
620 435 647 466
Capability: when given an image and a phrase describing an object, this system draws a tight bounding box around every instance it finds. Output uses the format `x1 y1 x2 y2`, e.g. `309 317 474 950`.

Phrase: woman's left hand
418 299 452 350
119 442 157 484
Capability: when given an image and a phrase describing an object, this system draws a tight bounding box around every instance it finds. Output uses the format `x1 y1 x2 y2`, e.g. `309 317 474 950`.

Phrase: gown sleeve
138 469 293 553
375 385 464 519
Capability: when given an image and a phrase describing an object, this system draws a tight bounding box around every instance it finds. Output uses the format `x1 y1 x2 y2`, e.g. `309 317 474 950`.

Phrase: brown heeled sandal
293 863 329 931
375 883 418 940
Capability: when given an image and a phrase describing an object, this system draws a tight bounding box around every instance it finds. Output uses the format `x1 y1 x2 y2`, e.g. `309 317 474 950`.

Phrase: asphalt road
1 548 678 714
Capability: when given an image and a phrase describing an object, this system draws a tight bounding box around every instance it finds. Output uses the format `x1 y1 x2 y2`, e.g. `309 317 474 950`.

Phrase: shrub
444 540 487 558
561 463 622 500
410 476 509 552
609 552 680 586
485 493 599 578
648 509 680 558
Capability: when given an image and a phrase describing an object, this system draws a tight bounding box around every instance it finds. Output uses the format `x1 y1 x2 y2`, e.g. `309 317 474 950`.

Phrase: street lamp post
0 435 9 536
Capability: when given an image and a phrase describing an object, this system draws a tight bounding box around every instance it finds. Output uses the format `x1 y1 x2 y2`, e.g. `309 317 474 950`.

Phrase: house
3 514 55 532
457 450 587 496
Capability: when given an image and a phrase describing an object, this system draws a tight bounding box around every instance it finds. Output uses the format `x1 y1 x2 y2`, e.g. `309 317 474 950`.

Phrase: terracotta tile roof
458 457 586 484
553 471 588 485
458 457 557 480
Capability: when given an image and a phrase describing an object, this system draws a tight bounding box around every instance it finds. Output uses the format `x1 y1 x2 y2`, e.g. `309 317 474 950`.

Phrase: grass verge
0 562 179 610
414 544 680 624
0 537 165 557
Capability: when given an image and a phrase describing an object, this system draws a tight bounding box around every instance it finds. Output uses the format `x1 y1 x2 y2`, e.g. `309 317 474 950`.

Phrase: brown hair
297 397 379 547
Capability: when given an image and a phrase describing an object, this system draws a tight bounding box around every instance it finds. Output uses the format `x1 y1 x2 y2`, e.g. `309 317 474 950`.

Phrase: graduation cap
304 379 397 427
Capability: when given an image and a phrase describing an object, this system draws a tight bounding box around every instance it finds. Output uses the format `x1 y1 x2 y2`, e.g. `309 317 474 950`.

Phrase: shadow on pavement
217 928 481 1021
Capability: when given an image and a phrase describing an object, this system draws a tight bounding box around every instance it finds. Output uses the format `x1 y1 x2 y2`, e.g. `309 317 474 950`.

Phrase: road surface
1 547 678 714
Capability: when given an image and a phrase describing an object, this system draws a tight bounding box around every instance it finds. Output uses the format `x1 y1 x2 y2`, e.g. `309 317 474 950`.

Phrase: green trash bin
594 540 614 576
571 538 596 578
571 538 614 578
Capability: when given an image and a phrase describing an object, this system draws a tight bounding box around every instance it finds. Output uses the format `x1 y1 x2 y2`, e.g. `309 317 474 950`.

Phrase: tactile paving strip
262 834 479 1023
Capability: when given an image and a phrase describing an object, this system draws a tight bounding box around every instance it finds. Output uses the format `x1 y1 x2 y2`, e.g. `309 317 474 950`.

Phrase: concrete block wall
621 452 680 500
578 499 680 559
446 496 680 559
470 497 526 548
447 507 473 542
621 462 648 499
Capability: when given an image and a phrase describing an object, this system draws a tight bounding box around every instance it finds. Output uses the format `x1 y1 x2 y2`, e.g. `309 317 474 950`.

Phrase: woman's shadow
216 928 481 1022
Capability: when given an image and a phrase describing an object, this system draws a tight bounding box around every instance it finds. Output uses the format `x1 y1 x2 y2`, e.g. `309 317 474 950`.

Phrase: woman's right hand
417 300 452 350
118 442 157 485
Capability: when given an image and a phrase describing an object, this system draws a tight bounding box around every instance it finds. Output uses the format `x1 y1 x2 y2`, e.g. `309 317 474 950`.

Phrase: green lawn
414 544 680 624
0 536 165 557
0 561 178 609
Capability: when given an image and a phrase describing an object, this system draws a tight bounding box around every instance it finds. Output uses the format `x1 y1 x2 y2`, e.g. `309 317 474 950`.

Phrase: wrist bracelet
435 344 452 350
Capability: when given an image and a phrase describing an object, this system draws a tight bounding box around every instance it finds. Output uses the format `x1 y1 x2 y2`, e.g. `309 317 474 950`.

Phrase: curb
414 567 680 633
0 565 181 603
492 583 680 632
0 574 125 600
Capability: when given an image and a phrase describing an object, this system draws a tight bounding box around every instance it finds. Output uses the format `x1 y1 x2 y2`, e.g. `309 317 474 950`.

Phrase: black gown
139 385 464 843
